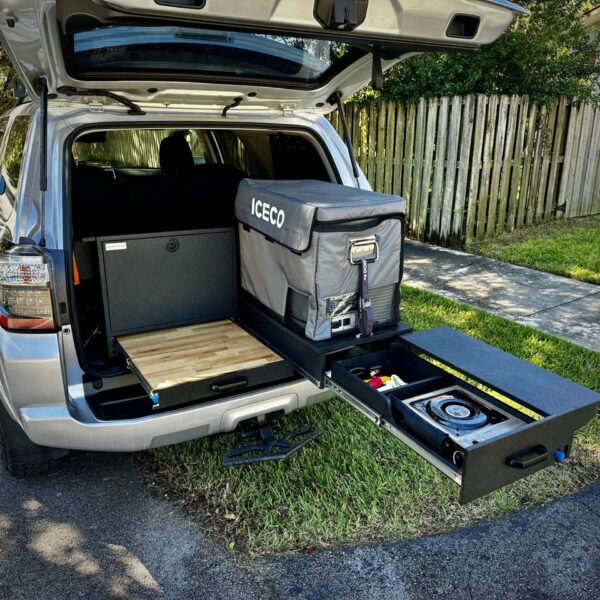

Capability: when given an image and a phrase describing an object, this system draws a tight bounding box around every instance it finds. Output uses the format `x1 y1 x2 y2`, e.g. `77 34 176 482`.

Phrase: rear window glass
73 129 211 168
69 25 357 85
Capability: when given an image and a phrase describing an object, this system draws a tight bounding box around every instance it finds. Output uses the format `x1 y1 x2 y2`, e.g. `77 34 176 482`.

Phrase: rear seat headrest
160 135 195 176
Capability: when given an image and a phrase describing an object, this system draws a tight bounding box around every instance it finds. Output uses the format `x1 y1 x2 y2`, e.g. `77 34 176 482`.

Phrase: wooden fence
329 95 600 245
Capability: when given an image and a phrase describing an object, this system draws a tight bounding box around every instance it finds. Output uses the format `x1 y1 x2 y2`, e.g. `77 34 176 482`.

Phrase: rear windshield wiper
57 86 145 115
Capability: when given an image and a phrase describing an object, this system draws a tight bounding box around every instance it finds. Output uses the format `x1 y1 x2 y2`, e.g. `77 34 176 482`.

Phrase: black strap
358 259 374 337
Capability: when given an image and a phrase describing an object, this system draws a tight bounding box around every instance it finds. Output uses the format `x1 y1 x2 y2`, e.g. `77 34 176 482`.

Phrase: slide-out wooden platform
116 320 292 409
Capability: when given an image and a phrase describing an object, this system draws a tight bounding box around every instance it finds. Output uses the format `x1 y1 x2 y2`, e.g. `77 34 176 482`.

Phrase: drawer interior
329 327 600 503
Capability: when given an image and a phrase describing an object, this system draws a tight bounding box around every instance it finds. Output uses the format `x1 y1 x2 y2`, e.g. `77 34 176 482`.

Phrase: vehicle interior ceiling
70 127 333 374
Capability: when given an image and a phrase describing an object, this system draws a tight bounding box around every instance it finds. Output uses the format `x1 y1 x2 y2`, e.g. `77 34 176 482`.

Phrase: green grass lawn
468 215 600 284
145 286 600 555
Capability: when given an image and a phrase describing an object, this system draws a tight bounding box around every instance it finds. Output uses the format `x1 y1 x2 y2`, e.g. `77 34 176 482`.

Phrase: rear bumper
19 379 332 452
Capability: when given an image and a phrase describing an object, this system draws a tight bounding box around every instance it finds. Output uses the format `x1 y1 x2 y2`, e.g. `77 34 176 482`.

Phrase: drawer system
117 320 294 411
90 226 597 503
327 326 599 503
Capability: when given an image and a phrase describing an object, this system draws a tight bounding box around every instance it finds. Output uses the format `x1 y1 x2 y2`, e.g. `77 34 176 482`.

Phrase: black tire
0 400 69 477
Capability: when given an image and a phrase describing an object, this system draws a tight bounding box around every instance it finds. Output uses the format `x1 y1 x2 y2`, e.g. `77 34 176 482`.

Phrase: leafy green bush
355 0 600 105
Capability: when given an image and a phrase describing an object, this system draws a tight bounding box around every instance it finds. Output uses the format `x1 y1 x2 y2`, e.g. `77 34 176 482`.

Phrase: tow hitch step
222 424 321 466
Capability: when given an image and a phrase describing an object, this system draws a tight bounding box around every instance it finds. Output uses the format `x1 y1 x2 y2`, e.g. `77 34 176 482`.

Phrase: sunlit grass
145 286 600 554
470 215 600 284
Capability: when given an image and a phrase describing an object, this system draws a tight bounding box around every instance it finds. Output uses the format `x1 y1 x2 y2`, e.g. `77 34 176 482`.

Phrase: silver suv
2 1 596 505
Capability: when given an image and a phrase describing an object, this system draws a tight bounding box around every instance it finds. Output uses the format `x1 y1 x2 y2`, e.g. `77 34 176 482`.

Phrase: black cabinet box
97 228 236 345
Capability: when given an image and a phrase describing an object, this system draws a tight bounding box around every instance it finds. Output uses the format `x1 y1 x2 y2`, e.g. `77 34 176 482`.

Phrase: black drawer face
329 328 599 503
142 359 295 412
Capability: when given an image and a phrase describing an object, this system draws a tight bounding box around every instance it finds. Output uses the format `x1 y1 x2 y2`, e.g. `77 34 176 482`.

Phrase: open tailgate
0 0 524 111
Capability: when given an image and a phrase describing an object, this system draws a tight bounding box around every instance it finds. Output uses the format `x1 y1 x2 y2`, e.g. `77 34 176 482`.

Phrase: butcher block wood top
117 320 284 392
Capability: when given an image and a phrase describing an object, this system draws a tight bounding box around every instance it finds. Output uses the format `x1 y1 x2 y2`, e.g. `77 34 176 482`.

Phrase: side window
187 130 211 165
212 131 267 178
2 115 31 196
72 128 211 169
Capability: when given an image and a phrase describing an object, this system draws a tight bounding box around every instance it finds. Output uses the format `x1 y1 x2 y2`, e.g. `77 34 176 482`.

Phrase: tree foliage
355 0 600 105
0 46 16 115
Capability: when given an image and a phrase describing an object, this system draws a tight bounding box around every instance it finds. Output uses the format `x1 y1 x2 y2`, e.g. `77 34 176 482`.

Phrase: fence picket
430 97 450 238
544 97 568 221
593 109 600 215
527 105 548 226
535 102 557 223
466 95 487 242
516 103 538 229
507 95 529 232
410 99 427 235
439 96 462 243
376 103 388 192
383 102 396 194
487 95 510 236
496 95 520 234
570 104 595 217
367 104 377 183
558 103 579 219
476 95 499 239
581 106 600 217
418 99 438 239
392 104 404 196
453 95 475 240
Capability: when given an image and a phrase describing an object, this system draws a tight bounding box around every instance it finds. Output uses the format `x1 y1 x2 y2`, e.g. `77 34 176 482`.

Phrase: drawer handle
210 377 249 393
506 445 549 470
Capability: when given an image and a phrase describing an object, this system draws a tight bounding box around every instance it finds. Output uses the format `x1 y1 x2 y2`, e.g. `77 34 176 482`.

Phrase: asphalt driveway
0 452 599 599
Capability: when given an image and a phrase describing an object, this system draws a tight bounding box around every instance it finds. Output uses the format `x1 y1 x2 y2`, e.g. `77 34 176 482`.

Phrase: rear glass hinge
281 104 295 117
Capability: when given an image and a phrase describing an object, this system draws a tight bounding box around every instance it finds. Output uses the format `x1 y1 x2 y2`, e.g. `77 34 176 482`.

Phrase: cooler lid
235 179 405 252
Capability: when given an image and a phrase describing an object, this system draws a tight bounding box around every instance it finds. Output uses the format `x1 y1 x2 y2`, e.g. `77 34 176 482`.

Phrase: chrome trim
325 376 462 485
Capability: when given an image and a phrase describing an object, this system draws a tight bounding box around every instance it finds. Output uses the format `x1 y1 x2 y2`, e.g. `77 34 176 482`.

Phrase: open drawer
328 326 600 503
117 320 294 411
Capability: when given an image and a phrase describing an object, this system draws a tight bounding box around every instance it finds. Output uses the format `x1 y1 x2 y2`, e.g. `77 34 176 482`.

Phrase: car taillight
0 245 56 331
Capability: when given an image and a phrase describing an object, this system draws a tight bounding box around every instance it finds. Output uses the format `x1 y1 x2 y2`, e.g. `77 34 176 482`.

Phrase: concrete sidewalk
404 241 600 352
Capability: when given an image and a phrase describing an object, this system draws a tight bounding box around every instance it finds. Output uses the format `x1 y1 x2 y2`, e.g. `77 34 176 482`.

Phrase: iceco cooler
235 179 405 341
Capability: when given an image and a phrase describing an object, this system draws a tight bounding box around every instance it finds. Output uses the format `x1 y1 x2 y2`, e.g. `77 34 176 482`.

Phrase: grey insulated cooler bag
236 179 405 341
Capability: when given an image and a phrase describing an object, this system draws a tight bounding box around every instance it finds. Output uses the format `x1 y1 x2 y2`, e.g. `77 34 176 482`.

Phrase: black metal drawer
117 320 295 412
329 327 599 503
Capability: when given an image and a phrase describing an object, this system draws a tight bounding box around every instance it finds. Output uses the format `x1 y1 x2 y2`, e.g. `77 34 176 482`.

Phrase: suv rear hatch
0 0 525 112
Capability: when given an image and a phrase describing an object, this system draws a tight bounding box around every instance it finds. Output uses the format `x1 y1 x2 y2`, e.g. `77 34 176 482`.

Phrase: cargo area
69 126 334 416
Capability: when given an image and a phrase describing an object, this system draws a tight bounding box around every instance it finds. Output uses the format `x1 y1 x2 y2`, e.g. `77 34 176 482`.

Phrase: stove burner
426 394 489 431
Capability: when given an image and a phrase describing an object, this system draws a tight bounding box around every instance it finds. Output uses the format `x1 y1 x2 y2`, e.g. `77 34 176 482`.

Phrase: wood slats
118 321 283 393
329 95 599 245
